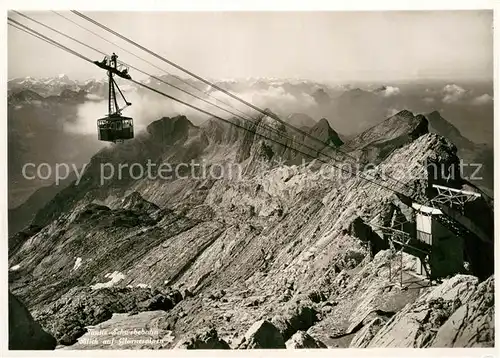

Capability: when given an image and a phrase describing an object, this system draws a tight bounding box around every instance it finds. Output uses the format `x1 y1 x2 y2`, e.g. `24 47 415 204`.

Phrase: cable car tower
93 53 133 142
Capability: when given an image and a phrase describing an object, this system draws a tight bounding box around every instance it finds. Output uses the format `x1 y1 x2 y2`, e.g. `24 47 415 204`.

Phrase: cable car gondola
94 53 133 142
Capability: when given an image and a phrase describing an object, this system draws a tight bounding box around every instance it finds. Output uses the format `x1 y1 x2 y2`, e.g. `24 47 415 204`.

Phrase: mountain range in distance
7 75 493 210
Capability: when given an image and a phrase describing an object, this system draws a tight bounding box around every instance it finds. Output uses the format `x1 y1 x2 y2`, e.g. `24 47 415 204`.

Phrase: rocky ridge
8 109 494 349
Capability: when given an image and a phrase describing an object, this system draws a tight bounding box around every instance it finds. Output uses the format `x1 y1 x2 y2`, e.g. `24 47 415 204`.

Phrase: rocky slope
352 273 494 348
9 110 344 236
8 109 494 349
8 172 77 237
345 109 428 164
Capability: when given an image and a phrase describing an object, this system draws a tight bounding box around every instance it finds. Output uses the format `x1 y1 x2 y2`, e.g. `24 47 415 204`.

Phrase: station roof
412 203 443 215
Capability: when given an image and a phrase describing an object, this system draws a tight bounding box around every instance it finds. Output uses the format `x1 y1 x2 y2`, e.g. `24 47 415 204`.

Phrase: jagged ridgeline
9 109 494 349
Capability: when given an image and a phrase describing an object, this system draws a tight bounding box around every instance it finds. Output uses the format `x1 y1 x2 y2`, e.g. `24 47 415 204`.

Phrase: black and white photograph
5 5 496 352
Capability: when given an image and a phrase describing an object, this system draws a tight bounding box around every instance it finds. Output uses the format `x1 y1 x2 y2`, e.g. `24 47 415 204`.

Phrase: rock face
237 320 286 349
431 276 494 347
9 292 57 350
363 275 493 348
8 111 494 349
346 110 429 165
307 117 344 148
349 317 386 348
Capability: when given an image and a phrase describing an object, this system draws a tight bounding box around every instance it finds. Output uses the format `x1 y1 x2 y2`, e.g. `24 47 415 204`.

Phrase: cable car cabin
93 53 134 142
97 115 134 142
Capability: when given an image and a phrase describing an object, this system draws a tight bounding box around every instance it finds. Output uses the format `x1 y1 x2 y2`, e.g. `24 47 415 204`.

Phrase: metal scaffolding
431 184 481 213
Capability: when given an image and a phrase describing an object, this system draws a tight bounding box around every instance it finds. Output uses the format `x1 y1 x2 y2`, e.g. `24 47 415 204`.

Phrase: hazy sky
8 10 493 82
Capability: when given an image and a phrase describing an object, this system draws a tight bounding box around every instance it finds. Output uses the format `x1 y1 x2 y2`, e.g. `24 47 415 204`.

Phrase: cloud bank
382 86 401 97
471 93 493 105
442 84 467 103
67 85 318 136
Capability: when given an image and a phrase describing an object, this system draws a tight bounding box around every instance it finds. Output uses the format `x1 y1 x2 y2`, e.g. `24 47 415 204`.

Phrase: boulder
285 331 327 349
137 294 174 311
237 320 286 349
271 304 319 341
175 327 230 349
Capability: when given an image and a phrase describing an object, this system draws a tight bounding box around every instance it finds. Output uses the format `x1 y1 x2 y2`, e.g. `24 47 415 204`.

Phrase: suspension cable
17 17 474 241
8 18 412 200
10 17 493 254
9 12 351 167
70 10 416 194
51 10 255 122
8 18 94 64
11 11 264 129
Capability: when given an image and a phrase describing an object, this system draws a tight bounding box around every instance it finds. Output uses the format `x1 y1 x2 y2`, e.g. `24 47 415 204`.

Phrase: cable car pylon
94 53 134 143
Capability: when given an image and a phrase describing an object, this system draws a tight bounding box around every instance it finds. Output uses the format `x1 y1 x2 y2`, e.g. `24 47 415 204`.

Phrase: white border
1 1 498 358
0 0 497 11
